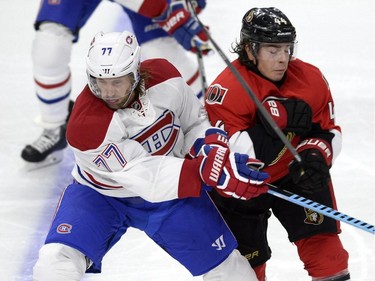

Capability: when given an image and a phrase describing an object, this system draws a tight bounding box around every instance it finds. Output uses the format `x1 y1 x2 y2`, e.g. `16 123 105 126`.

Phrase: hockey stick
267 183 375 235
195 44 208 94
187 1 301 162
186 1 209 95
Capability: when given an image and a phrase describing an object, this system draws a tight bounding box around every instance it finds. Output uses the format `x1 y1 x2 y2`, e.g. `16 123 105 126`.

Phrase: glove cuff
296 138 332 166
178 158 204 198
204 127 229 147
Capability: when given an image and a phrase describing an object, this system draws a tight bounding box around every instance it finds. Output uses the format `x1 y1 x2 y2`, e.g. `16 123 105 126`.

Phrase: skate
21 124 68 170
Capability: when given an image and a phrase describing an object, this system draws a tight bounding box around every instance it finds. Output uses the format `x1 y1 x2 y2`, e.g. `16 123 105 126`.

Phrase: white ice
0 0 374 280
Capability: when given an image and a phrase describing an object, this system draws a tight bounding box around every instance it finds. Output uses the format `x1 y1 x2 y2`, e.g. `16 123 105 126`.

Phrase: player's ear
244 44 256 63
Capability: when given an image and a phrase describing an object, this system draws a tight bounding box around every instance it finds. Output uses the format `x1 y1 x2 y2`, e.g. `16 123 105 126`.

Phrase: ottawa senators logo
245 10 254 23
205 84 228 105
304 208 324 225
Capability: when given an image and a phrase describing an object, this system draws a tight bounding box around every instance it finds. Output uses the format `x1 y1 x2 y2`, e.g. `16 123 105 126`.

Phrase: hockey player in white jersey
32 31 270 280
21 0 209 168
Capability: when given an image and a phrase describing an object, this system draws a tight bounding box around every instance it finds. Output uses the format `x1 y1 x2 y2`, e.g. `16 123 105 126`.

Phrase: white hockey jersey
67 59 211 202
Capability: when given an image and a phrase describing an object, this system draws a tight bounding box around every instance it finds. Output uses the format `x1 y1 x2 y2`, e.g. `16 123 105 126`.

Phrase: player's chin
270 71 285 81
103 99 122 110
103 102 119 110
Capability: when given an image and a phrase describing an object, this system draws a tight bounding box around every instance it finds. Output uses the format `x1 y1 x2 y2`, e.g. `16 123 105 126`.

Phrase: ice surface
0 0 374 280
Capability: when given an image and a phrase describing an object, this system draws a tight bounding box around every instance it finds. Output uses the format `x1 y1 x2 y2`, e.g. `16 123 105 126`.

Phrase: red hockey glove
199 145 269 200
189 127 228 158
153 0 209 53
289 138 332 194
258 97 312 138
188 0 206 14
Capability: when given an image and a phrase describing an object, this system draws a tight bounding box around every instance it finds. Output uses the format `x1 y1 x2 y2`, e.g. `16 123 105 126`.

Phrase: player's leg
209 190 272 281
295 234 350 280
33 243 88 281
273 180 350 280
202 249 255 281
147 191 257 280
33 183 129 280
22 21 74 166
22 0 100 166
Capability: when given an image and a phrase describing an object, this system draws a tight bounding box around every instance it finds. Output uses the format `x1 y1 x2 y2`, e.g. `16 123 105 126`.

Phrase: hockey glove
153 0 209 53
189 127 228 158
188 0 206 14
199 145 269 200
258 98 312 138
289 138 332 194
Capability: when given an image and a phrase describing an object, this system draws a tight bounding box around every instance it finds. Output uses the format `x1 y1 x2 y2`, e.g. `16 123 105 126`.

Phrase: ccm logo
266 100 280 117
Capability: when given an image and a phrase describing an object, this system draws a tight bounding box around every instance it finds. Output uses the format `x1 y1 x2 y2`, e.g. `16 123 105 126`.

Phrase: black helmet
241 7 296 43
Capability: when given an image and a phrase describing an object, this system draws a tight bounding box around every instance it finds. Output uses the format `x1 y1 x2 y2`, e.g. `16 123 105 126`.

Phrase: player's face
96 75 135 110
255 43 292 82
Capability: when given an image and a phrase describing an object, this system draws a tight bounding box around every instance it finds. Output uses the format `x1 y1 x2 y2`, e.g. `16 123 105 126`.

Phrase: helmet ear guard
86 31 141 98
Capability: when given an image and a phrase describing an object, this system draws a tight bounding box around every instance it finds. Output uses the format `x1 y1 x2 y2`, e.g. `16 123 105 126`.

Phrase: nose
277 51 290 62
101 84 116 98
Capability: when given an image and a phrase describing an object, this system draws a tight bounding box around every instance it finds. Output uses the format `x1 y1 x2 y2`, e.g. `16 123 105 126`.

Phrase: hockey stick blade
267 183 375 235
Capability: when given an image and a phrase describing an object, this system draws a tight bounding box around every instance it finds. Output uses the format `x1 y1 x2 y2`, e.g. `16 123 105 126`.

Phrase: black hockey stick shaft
186 1 208 94
188 1 301 162
267 183 375 234
195 45 208 94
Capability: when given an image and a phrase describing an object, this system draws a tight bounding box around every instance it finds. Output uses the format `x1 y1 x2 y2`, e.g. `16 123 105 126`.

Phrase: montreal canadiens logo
48 0 61 4
132 110 180 156
57 223 73 234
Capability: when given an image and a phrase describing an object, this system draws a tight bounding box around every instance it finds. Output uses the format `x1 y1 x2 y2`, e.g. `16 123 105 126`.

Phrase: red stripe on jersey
83 169 123 189
186 69 200 86
35 74 71 89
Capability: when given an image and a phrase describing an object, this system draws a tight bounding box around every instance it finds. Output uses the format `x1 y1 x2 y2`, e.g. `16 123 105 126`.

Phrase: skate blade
22 150 64 171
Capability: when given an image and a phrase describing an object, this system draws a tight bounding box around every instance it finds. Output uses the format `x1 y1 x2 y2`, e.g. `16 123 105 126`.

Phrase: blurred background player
21 0 208 168
204 7 351 281
122 0 207 100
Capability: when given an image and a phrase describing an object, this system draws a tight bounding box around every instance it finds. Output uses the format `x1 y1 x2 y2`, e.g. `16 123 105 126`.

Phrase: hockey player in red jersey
32 30 270 280
204 7 350 281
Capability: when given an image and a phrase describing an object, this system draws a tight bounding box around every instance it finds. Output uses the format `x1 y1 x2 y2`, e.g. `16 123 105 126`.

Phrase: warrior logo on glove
199 145 270 200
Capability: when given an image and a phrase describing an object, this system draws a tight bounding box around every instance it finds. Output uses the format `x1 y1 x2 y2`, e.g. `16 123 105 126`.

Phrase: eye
284 46 292 54
268 47 278 55
96 79 105 85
